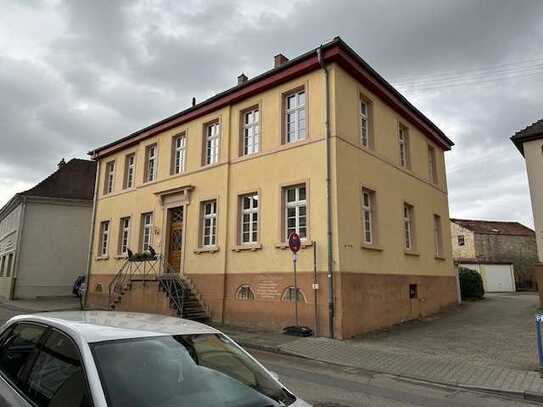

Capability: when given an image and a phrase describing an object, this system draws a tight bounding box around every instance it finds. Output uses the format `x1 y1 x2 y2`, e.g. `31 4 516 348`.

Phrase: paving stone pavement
279 336 543 395
220 293 543 396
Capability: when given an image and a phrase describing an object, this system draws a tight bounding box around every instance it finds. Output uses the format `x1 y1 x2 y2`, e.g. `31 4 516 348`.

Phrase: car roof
6 311 219 343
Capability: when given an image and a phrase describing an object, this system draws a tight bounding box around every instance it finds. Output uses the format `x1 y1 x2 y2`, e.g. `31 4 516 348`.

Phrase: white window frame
173 134 187 174
141 213 153 251
145 144 157 183
285 90 306 143
284 185 307 240
98 221 110 257
403 204 414 250
362 189 375 244
399 125 409 168
104 161 115 194
201 200 217 247
240 193 259 244
360 99 370 147
428 145 437 184
433 214 443 257
119 217 131 255
125 154 135 189
242 109 260 155
205 123 220 165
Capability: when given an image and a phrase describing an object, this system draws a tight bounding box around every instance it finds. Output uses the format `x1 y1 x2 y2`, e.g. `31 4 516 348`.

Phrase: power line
392 56 543 84
390 57 543 91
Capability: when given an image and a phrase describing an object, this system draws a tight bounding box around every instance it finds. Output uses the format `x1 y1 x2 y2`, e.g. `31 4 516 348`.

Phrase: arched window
281 286 306 303
236 285 255 301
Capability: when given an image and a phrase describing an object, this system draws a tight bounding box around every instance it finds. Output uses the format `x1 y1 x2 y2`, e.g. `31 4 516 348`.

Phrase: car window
0 323 47 388
26 329 91 407
91 334 296 407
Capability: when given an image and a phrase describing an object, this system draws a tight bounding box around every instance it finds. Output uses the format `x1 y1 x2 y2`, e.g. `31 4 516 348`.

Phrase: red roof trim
331 48 451 150
90 39 452 159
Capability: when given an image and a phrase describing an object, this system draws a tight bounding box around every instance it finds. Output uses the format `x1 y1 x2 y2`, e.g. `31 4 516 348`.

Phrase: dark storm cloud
1 0 542 226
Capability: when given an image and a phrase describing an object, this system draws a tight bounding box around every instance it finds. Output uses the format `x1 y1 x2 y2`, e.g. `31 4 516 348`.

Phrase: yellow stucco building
86 37 457 339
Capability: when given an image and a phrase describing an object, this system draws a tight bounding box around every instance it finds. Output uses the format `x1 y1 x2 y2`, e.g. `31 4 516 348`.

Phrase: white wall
524 138 543 262
0 203 21 299
15 200 92 298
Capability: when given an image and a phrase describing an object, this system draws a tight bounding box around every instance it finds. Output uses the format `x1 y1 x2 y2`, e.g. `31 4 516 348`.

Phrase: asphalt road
250 349 540 407
0 305 538 406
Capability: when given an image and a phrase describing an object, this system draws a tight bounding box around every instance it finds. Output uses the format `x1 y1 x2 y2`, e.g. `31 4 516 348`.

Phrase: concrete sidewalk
0 296 81 313
218 323 543 398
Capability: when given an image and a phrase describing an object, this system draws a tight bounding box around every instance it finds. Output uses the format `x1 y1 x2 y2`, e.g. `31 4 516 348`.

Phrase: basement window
281 287 306 303
409 284 418 299
236 285 255 301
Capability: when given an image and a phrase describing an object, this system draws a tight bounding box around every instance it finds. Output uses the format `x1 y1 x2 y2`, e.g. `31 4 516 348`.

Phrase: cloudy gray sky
1 0 542 226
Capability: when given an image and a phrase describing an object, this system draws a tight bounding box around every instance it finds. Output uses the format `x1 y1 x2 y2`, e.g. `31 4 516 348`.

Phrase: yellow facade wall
88 61 457 337
91 70 328 278
332 65 454 277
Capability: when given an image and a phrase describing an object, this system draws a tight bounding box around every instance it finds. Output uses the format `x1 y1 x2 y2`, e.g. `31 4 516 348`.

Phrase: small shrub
458 267 485 300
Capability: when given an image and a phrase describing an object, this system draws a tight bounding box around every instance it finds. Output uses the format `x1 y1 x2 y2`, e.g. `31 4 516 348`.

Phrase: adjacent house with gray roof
450 218 538 291
0 158 96 299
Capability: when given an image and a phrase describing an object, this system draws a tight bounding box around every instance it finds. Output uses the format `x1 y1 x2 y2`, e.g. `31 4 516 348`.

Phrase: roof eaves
0 194 22 223
89 36 452 159
88 38 341 158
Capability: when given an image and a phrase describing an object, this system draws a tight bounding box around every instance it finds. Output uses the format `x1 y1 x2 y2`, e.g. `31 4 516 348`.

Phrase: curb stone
238 340 543 404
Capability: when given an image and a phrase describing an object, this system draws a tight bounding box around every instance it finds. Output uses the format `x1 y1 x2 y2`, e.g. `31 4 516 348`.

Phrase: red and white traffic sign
288 232 301 253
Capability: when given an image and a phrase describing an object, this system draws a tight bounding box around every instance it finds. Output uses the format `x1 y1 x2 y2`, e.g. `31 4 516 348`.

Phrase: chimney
237 73 248 85
274 53 289 68
192 97 196 107
57 158 66 169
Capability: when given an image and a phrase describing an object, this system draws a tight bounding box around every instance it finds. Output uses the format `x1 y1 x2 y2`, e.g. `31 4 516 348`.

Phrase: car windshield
91 333 296 407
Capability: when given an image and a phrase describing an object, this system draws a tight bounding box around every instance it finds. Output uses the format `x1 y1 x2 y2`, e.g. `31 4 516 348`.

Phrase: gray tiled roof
20 158 96 201
451 218 534 237
511 118 543 155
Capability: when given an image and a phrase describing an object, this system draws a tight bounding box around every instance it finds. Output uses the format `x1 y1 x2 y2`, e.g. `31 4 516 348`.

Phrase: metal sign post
536 314 543 370
288 232 301 327
283 232 313 337
292 252 298 327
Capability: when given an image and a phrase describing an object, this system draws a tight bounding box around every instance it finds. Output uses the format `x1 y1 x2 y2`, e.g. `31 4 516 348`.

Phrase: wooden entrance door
167 206 184 271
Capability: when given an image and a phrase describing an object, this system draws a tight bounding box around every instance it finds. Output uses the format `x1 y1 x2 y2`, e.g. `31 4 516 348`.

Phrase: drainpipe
317 46 335 338
83 159 101 309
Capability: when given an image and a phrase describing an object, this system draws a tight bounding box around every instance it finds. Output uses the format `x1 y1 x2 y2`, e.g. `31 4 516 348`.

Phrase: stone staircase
108 257 209 322
158 273 209 322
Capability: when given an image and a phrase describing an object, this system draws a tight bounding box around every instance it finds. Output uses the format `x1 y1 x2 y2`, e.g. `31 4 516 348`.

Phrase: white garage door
483 264 515 292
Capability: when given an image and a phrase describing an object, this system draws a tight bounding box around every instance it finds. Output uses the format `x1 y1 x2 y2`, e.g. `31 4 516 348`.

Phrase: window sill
201 162 222 170
435 255 447 261
283 137 308 146
404 250 420 257
95 256 109 261
232 244 262 252
275 241 313 250
194 246 220 254
361 244 383 252
114 254 128 260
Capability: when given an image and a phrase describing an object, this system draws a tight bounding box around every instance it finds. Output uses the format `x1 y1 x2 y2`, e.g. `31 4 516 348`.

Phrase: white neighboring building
0 159 96 299
512 119 543 262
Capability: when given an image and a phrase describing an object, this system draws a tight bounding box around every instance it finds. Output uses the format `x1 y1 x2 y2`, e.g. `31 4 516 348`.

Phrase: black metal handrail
158 271 185 317
108 254 186 316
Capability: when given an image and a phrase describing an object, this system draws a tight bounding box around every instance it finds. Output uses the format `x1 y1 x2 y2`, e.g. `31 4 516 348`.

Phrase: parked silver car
0 311 310 406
